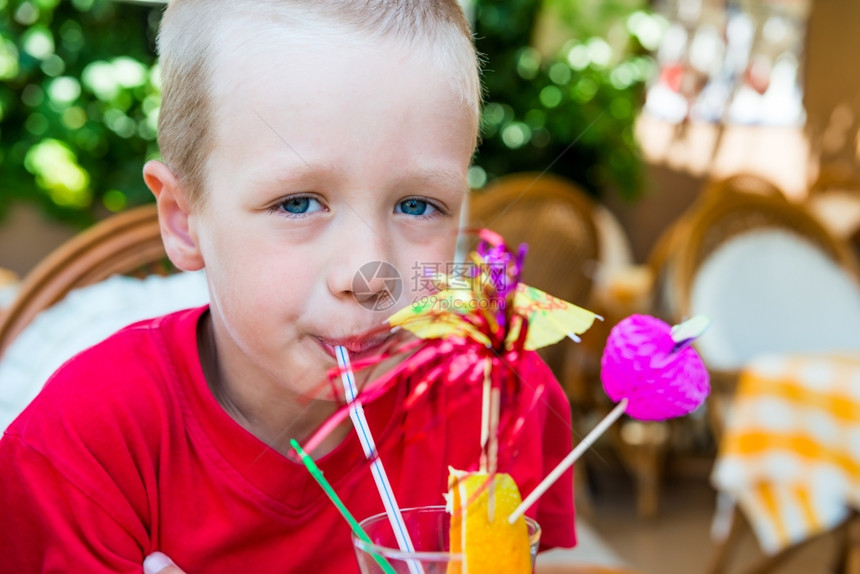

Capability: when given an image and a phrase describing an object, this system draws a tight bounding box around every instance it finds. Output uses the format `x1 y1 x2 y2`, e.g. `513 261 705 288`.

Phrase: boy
0 1 576 572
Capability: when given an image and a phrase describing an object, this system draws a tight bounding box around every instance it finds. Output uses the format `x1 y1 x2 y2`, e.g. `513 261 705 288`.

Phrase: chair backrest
0 203 212 431
468 172 602 403
648 173 787 324
469 172 600 307
0 204 171 357
703 173 786 201
673 192 860 371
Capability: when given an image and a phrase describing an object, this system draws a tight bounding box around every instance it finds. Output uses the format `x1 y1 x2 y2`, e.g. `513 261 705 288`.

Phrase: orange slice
446 468 531 573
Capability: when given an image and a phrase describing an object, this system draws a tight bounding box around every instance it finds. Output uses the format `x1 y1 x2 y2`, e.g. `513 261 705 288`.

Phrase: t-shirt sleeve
0 329 163 572
0 433 148 572
528 353 577 550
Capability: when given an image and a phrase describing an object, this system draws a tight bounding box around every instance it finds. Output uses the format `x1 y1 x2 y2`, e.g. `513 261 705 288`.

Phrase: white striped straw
335 346 423 574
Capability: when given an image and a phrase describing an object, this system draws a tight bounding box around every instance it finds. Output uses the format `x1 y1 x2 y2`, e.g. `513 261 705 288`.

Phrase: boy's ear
142 160 204 271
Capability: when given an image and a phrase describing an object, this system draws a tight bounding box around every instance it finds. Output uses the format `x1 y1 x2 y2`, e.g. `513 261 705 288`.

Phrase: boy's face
189 27 478 399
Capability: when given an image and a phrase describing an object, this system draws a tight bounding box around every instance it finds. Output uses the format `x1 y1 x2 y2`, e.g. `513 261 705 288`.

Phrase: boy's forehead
207 20 480 140
199 18 479 194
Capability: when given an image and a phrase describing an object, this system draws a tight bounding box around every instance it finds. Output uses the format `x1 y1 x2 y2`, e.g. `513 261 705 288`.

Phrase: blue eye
279 196 322 215
396 198 436 216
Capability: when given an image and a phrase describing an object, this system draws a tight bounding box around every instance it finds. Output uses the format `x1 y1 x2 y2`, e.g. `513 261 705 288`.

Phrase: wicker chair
470 172 672 519
0 204 174 358
0 204 211 432
469 172 600 309
649 174 786 323
667 192 860 574
469 171 600 400
674 192 857 308
672 192 860 435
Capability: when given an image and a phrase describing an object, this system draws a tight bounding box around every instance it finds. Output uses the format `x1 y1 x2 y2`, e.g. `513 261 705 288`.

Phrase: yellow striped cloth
711 353 860 553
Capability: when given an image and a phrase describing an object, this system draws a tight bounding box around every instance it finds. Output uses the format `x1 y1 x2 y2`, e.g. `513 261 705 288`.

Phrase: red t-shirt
0 306 575 572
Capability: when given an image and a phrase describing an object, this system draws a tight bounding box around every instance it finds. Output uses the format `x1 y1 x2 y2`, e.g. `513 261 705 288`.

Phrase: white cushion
691 229 860 370
0 271 209 431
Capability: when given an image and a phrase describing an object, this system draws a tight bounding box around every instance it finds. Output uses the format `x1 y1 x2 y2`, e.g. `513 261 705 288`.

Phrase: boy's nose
349 261 401 308
326 222 398 307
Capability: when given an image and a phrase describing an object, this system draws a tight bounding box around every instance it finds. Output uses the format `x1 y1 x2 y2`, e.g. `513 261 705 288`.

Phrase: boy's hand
144 552 187 574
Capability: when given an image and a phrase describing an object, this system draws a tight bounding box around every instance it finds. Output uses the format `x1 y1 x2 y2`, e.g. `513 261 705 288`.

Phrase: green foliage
0 0 654 226
472 0 653 200
0 0 162 225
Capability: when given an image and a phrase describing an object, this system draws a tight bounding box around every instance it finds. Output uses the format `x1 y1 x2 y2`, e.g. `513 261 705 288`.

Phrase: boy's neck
196 311 351 458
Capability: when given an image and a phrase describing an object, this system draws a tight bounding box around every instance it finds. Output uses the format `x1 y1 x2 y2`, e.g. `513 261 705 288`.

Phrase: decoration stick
508 398 629 524
479 357 492 473
335 346 422 574
479 357 499 521
488 384 500 522
291 440 396 574
488 386 500 477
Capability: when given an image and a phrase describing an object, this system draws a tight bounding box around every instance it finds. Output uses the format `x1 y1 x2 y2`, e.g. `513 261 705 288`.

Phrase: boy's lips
315 331 394 359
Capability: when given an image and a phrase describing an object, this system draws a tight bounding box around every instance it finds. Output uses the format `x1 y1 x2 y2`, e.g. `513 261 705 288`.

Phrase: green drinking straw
290 439 397 574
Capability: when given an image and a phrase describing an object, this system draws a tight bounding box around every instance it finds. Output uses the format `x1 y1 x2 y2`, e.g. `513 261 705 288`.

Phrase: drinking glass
352 505 541 573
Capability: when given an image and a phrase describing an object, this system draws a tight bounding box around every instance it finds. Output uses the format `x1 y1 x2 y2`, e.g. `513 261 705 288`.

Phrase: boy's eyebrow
261 165 468 196
393 167 469 194
260 161 340 187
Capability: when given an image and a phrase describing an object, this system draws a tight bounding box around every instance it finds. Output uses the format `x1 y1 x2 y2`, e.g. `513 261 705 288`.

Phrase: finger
143 552 186 574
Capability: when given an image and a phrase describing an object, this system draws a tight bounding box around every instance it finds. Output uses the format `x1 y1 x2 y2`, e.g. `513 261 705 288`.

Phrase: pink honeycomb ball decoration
600 314 710 421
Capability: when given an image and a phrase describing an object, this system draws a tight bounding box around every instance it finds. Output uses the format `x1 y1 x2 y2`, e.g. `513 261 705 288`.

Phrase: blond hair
156 0 482 207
